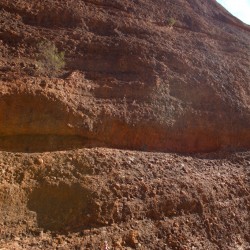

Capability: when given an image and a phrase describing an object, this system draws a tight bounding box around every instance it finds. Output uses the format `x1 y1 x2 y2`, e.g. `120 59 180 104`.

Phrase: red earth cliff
0 0 249 249
0 0 249 153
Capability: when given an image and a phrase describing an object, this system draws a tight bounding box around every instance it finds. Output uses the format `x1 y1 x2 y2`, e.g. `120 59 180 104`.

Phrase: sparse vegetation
168 17 176 27
37 41 65 76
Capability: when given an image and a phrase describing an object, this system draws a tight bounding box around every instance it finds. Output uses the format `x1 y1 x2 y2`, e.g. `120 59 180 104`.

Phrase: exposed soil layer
0 149 249 249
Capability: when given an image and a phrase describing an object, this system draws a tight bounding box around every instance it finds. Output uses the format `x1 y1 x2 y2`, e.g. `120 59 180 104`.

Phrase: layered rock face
0 0 249 249
0 0 249 153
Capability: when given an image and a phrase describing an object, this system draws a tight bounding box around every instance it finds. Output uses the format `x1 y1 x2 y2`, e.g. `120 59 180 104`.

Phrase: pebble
35 158 44 165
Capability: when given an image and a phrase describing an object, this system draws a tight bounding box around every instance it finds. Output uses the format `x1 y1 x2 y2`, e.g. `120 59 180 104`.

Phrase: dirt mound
0 150 249 249
0 0 249 249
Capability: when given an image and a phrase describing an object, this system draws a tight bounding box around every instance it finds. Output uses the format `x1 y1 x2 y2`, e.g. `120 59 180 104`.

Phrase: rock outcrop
1 0 250 153
0 0 249 249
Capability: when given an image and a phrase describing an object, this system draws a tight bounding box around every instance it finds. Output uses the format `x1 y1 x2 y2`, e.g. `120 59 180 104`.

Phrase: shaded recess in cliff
0 93 95 152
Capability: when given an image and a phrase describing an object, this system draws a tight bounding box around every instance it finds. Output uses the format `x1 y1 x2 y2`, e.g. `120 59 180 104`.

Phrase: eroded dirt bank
0 149 249 249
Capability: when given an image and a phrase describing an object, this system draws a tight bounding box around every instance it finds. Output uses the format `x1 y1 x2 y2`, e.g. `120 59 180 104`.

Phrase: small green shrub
37 41 65 76
168 17 176 27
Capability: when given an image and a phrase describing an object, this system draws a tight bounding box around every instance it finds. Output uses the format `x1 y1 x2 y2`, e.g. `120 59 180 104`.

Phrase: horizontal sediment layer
0 91 249 153
0 135 105 152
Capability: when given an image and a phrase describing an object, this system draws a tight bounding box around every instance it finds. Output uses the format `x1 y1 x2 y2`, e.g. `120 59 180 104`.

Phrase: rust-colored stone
0 0 249 249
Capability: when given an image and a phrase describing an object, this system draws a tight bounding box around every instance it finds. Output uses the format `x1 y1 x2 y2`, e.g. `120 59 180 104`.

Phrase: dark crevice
84 0 127 12
0 135 106 153
22 9 82 28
